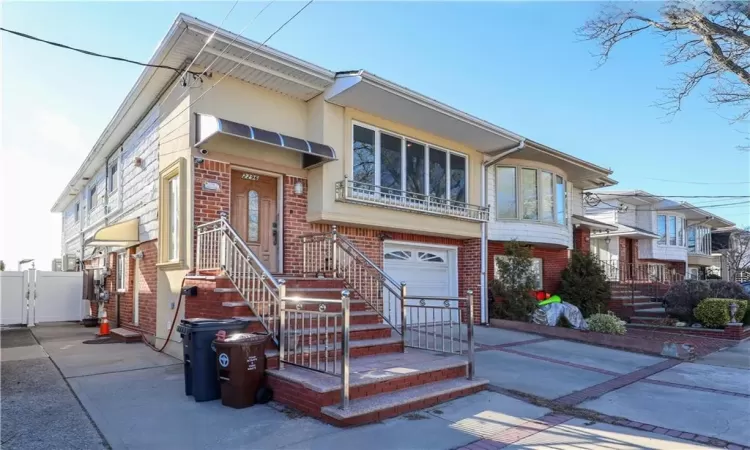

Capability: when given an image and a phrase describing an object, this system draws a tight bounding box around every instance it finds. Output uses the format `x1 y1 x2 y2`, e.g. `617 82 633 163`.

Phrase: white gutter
480 139 525 323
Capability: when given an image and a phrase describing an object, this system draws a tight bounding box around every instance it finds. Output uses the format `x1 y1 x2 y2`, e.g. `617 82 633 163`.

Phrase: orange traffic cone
99 309 110 336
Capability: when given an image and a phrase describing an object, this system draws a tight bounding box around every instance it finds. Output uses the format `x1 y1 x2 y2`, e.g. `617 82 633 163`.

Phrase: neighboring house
486 140 616 293
51 14 620 423
585 190 734 281
712 227 750 281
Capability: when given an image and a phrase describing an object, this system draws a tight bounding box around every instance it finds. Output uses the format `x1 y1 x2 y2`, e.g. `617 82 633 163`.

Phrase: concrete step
633 307 667 318
320 377 487 427
630 316 665 324
110 327 141 343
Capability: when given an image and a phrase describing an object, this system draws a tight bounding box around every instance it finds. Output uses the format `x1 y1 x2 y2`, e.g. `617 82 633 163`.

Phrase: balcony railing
335 178 489 222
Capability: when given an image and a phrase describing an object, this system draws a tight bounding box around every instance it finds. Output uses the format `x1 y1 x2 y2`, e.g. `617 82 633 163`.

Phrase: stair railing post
278 279 287 370
340 289 351 409
400 282 407 352
467 289 475 380
331 225 338 278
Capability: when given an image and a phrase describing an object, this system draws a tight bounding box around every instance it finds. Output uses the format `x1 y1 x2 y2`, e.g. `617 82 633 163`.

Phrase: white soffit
325 74 521 152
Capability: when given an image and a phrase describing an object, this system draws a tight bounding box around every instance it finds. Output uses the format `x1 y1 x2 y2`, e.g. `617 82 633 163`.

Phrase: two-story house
52 14 618 424
585 190 734 282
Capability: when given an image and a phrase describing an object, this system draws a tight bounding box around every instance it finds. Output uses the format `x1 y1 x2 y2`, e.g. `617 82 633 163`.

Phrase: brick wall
487 241 569 294
458 239 482 323
573 228 590 254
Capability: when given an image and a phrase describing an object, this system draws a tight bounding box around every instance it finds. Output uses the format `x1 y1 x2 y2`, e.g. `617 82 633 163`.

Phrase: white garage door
383 243 458 325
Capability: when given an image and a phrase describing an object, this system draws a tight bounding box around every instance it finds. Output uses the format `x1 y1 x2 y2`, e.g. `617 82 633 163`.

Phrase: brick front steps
184 272 481 426
267 349 486 426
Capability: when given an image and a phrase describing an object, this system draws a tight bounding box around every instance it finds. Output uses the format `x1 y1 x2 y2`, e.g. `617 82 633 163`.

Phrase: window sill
495 218 568 228
116 289 126 294
156 260 187 270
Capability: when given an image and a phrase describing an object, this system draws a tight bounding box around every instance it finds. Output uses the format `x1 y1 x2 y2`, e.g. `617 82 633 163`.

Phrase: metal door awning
195 114 336 169
85 218 140 247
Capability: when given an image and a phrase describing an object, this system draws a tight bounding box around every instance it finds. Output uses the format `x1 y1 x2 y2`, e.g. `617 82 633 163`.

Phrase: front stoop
110 327 141 343
266 349 486 427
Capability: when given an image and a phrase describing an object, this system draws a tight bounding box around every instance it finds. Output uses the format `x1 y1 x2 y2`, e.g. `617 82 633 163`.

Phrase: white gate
0 271 28 325
34 271 85 323
0 270 84 325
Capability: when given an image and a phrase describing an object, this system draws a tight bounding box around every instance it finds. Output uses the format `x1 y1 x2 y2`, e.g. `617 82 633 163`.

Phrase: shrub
706 280 750 301
693 298 748 328
706 273 722 280
586 312 627 335
664 280 711 323
490 240 539 321
559 251 611 317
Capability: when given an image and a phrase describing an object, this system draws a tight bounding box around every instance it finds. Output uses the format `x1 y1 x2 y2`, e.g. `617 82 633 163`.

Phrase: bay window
657 215 667 244
658 214 688 247
688 225 712 255
669 216 677 245
495 165 567 225
351 123 468 202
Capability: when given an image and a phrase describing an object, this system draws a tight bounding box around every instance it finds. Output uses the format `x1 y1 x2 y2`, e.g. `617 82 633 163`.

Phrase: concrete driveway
9 323 737 450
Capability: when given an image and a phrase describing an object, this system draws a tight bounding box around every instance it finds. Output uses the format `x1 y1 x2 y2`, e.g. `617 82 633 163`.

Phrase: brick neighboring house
51 14 618 424
584 190 734 282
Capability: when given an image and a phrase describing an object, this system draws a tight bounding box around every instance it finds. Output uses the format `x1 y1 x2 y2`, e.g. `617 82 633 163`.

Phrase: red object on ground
98 310 110 336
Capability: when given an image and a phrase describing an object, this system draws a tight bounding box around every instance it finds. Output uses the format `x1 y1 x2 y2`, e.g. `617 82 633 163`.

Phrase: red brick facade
573 227 590 254
487 241 569 294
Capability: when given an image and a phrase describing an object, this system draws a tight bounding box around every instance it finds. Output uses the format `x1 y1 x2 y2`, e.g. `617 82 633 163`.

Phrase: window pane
657 215 666 244
248 190 259 242
668 216 676 245
541 171 554 222
90 187 98 208
428 147 447 198
405 141 425 195
677 218 684 247
688 226 696 252
495 167 516 219
521 168 538 220
449 154 466 202
380 132 402 194
168 175 179 261
353 125 375 185
532 258 543 290
555 176 565 225
109 164 118 192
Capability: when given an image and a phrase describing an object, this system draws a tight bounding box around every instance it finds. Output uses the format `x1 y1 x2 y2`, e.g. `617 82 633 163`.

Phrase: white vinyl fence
0 270 84 326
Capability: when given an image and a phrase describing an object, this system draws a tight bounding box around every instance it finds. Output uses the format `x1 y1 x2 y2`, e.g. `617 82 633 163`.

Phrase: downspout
480 139 525 324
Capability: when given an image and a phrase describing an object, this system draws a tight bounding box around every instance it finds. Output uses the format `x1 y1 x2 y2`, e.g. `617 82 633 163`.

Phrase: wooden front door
230 171 279 273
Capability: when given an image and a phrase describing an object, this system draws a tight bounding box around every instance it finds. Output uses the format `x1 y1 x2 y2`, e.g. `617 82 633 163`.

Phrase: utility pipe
479 139 525 323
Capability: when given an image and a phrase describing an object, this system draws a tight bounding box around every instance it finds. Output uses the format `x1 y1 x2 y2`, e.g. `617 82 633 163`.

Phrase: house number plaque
241 173 260 181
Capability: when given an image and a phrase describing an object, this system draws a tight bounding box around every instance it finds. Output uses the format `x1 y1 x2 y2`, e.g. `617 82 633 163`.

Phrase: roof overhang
572 214 618 232
591 223 660 240
51 14 335 213
195 114 336 169
495 140 616 190
85 218 140 247
324 71 523 153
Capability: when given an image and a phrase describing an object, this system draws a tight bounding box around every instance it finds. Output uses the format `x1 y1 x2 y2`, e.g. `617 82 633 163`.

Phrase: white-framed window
74 202 80 223
158 158 186 265
168 174 180 261
108 162 118 193
494 255 544 290
658 214 687 247
352 122 468 203
88 186 99 210
116 252 126 291
496 165 567 225
688 225 712 255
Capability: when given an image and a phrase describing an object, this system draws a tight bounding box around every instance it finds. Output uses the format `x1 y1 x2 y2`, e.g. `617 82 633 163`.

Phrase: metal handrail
334 232 402 294
335 178 489 222
279 286 351 409
212 217 281 289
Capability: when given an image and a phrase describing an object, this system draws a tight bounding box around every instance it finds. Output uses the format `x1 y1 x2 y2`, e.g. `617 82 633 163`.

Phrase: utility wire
642 177 750 185
0 27 201 76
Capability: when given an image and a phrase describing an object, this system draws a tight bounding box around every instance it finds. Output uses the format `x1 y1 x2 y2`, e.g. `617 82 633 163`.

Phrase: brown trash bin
213 332 270 408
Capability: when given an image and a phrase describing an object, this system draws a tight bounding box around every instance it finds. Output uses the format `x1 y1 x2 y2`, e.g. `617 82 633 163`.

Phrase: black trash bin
177 318 247 402
214 333 271 409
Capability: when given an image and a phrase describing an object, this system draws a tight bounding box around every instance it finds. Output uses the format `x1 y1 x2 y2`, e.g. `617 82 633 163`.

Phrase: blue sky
1 1 748 269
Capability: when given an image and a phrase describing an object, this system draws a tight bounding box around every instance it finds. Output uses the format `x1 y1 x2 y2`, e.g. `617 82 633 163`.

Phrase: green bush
586 312 627 335
664 280 711 323
490 240 539 322
559 251 611 317
694 298 748 329
707 280 750 301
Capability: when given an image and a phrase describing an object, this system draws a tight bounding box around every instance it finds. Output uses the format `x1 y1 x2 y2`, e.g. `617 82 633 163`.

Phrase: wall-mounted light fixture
604 236 611 245
294 180 304 195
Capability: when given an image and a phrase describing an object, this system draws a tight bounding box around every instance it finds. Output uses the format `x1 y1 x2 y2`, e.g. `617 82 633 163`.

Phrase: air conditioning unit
61 254 79 272
51 258 62 272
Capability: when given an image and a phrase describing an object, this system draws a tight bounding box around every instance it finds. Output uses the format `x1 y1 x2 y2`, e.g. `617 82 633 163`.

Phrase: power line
0 27 201 76
642 177 750 185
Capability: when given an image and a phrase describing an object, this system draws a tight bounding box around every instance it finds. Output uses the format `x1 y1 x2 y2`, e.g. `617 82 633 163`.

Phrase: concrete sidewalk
25 323 719 450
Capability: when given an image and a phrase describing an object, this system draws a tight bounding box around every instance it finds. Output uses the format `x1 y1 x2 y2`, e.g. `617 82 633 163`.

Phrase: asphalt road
0 327 108 450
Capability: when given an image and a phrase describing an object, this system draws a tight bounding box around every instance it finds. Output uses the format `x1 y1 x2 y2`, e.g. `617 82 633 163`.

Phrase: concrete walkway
12 323 732 450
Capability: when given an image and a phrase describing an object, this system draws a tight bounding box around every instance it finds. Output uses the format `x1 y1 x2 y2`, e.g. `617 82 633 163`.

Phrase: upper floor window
108 162 118 193
658 214 686 247
496 165 566 225
74 202 80 223
88 186 99 210
352 123 467 203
